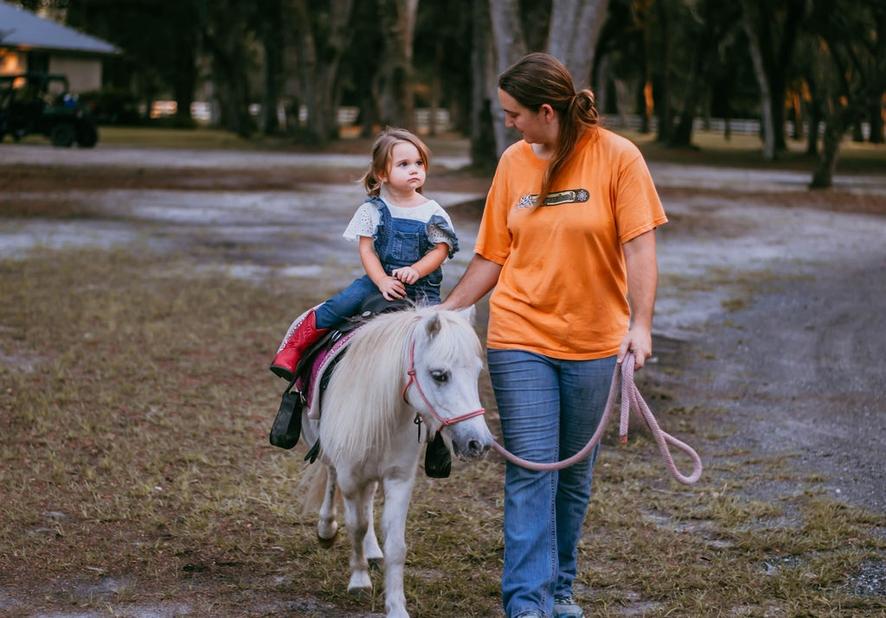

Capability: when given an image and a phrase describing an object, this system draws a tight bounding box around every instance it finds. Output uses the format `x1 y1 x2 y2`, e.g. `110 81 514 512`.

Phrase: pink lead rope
490 353 703 485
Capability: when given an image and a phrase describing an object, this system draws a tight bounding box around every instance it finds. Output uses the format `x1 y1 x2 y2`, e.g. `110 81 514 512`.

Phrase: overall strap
369 196 392 258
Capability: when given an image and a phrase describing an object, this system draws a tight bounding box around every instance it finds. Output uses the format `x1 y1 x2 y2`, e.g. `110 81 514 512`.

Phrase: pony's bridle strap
401 339 485 427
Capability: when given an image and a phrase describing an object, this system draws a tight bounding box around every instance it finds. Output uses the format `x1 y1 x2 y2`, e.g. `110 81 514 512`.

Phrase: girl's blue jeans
315 274 440 329
487 348 617 618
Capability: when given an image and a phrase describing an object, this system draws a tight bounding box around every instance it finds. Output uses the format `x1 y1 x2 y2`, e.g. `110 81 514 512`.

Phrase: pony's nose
466 439 487 457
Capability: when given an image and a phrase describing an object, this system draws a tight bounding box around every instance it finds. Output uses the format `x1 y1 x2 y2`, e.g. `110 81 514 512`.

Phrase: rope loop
491 353 703 485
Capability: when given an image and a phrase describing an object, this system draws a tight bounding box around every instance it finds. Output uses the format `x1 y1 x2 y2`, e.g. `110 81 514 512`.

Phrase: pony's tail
298 464 332 517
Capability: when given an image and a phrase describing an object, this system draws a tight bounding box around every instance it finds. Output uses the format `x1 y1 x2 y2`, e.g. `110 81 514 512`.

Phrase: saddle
269 294 408 449
268 294 451 477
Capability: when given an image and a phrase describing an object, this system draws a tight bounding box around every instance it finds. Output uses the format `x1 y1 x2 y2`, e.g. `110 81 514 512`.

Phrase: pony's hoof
347 571 372 594
317 528 338 548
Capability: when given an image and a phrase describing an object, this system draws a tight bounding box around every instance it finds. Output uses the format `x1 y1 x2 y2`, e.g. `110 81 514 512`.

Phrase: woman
441 53 667 618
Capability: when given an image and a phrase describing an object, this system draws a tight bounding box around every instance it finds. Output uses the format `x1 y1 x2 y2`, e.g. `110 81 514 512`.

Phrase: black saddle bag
269 382 303 449
424 432 452 478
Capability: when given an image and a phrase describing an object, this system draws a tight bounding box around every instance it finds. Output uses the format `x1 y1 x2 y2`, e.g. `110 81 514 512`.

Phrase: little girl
270 127 459 381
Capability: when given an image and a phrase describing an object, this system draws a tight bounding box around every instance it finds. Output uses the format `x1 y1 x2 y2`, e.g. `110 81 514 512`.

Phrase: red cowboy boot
269 310 329 381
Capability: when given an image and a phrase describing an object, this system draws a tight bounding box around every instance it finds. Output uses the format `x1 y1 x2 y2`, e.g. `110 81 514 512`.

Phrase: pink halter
401 339 486 428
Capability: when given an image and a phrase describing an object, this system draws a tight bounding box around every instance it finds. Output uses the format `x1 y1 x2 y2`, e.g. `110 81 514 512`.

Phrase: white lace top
342 198 456 249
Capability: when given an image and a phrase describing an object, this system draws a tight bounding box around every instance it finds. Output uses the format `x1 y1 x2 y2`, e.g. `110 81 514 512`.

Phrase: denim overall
314 197 454 329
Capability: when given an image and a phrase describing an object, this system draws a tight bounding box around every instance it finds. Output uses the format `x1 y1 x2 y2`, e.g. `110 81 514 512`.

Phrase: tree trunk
805 75 819 155
172 42 197 123
203 1 253 137
594 55 609 114
489 0 526 69
653 0 672 143
547 0 609 90
429 38 443 136
375 0 418 131
614 78 631 128
261 0 284 135
790 90 802 140
870 96 884 144
742 2 775 160
810 102 844 189
470 0 496 167
670 13 713 148
292 0 354 144
489 0 527 156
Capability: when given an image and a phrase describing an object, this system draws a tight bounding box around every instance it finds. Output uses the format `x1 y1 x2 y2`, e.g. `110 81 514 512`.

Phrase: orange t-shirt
475 127 667 360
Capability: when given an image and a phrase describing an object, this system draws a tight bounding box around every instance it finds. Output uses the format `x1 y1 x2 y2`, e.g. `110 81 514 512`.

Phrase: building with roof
0 1 118 93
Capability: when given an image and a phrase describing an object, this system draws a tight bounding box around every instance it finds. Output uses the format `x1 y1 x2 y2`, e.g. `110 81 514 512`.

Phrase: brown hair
499 52 599 206
360 127 431 196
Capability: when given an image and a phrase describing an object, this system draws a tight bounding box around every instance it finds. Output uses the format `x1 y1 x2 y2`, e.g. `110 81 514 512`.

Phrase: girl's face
498 88 557 147
380 141 426 193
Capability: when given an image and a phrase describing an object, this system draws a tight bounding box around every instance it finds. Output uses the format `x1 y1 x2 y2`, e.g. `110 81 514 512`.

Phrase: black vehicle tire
50 123 76 147
76 121 98 148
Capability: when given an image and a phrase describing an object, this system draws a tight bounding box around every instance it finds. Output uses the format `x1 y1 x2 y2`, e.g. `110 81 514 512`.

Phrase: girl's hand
392 266 420 285
378 276 407 301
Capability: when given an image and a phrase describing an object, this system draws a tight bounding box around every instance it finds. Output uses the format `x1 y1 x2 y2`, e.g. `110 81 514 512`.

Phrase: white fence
150 103 872 139
150 101 453 132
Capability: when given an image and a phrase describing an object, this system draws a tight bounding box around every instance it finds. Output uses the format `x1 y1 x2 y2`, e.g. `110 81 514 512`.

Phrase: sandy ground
2 141 885 615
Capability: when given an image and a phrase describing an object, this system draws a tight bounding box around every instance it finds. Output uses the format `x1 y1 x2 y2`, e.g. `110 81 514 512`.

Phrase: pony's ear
456 305 476 325
425 313 441 338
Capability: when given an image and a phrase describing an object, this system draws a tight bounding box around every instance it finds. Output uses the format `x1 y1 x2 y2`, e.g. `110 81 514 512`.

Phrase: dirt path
644 161 886 515
674 254 886 510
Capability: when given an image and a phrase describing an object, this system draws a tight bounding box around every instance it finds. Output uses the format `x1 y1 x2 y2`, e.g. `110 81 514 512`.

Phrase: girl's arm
392 243 450 284
359 236 406 300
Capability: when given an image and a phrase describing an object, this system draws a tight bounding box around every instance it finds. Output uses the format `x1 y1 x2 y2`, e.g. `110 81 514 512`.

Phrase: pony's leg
381 474 416 618
363 481 384 563
341 480 374 593
317 464 338 546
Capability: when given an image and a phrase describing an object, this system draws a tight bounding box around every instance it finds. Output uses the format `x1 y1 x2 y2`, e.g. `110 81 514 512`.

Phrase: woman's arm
359 236 406 300
618 229 658 368
439 253 503 310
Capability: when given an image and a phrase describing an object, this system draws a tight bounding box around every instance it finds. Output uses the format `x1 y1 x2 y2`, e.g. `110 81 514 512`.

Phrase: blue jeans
315 275 377 329
315 274 441 330
487 349 617 618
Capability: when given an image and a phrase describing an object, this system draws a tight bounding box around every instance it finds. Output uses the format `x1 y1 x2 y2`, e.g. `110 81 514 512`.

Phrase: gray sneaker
553 596 585 618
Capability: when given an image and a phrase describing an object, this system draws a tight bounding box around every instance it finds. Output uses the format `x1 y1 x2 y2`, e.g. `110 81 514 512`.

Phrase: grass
623 129 886 175
1 248 884 616
10 123 885 176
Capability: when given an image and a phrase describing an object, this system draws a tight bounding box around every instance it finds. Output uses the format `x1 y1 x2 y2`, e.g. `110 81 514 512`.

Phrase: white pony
299 306 494 618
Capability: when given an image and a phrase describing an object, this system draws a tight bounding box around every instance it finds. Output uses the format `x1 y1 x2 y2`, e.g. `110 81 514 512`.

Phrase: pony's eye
430 370 449 384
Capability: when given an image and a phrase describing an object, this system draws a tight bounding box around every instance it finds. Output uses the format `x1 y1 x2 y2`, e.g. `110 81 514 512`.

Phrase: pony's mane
318 307 479 463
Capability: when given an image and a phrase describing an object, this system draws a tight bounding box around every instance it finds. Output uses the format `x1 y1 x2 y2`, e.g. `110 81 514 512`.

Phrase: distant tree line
13 0 885 188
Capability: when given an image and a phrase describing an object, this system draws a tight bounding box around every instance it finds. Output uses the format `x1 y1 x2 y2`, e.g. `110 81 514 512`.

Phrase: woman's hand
378 276 407 301
392 266 420 285
618 325 652 369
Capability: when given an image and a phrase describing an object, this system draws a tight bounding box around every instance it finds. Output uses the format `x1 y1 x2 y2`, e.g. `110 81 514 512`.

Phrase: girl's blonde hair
499 52 599 207
361 127 431 196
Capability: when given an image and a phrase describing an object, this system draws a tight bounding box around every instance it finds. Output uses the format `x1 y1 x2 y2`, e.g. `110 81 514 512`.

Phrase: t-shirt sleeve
342 202 380 240
614 153 667 244
426 207 459 258
474 163 512 265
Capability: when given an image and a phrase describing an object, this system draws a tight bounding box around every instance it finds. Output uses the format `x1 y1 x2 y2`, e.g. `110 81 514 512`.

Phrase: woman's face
498 88 555 146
